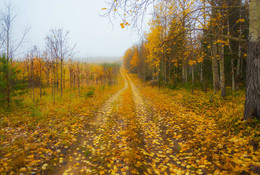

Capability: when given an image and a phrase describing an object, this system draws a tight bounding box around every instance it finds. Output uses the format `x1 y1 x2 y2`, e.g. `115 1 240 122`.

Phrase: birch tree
244 0 260 120
45 28 75 97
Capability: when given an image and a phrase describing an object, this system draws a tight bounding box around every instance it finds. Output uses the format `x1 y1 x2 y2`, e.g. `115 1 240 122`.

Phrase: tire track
125 73 180 175
52 70 128 175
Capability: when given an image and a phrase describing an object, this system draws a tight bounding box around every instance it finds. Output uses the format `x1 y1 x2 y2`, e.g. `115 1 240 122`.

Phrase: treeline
0 4 120 107
0 52 120 107
0 53 120 106
123 0 248 97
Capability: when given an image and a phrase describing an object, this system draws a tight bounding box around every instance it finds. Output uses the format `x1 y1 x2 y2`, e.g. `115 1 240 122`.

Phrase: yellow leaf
120 23 125 29
236 19 245 23
28 154 34 159
20 167 27 172
214 169 221 175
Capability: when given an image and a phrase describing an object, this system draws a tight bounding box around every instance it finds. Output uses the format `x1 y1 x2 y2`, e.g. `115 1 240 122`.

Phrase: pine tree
0 55 26 107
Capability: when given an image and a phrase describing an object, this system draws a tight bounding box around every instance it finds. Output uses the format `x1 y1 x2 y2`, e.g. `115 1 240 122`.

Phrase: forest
0 0 259 174
122 1 247 94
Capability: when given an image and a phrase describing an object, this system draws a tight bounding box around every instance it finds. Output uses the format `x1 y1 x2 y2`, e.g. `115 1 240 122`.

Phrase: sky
0 0 143 60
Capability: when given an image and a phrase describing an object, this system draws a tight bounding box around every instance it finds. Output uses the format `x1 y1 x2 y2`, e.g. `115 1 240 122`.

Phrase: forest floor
0 70 259 175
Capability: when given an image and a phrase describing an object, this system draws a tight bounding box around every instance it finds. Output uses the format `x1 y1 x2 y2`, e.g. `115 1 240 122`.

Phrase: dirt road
51 70 184 175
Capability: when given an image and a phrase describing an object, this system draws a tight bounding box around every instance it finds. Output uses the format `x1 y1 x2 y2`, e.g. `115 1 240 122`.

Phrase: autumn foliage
122 0 248 96
0 0 259 174
0 54 121 174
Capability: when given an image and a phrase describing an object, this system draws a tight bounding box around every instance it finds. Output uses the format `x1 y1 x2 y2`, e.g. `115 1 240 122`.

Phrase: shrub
85 90 94 98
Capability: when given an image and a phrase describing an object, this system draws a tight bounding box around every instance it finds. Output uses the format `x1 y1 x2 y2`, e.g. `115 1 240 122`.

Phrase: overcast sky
0 0 144 60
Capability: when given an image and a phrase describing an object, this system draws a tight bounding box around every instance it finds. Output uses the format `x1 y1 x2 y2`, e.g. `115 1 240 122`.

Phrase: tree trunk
39 61 42 99
212 42 220 93
168 58 171 84
236 5 242 91
77 64 80 95
56 62 59 91
6 32 10 106
52 65 56 104
192 65 194 85
63 69 65 89
201 0 206 92
60 59 63 97
200 62 206 91
31 58 35 103
231 56 235 91
46 67 50 87
227 16 235 92
229 42 236 92
244 0 260 120
219 39 226 98
182 60 187 84
181 0 187 84
164 56 167 85
70 67 72 89
191 65 194 94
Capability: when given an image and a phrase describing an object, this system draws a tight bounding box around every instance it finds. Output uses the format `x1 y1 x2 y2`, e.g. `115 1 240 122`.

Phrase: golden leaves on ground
0 80 124 174
1 72 259 174
133 74 259 174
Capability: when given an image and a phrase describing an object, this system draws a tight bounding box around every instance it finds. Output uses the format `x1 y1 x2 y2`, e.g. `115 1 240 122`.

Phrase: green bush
85 90 94 98
0 54 27 107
